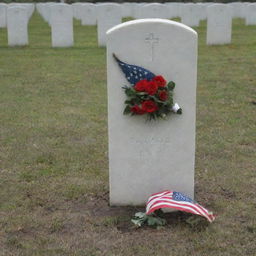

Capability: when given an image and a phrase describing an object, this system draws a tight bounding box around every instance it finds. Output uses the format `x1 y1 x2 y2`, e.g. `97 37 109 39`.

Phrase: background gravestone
245 3 256 26
97 3 122 47
45 2 57 25
107 19 197 206
121 3 134 18
138 3 169 19
72 2 84 22
133 3 147 19
207 4 232 45
196 3 207 21
50 4 73 47
7 6 29 46
80 3 97 26
181 3 201 27
0 3 7 28
8 3 34 21
166 2 181 19
228 2 244 18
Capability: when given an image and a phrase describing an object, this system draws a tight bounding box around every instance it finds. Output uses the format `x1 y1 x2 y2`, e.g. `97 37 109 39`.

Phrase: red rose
131 105 146 115
134 79 148 92
144 81 158 95
141 100 158 113
158 90 168 101
153 75 166 87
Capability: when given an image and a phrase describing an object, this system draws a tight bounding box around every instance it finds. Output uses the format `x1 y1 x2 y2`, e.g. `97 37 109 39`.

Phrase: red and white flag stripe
146 190 215 223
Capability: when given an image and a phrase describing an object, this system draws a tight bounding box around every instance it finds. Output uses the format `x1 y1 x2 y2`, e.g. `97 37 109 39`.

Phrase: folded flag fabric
146 190 215 223
113 53 156 86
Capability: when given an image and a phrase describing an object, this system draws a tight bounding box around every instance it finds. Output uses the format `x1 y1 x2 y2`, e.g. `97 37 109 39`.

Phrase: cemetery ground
0 13 255 256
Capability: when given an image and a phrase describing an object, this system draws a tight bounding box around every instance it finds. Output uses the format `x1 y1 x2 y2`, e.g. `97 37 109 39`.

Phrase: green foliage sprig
131 211 167 228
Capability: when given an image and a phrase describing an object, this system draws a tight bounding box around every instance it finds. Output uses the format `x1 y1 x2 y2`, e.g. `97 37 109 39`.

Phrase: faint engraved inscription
130 137 171 159
145 33 159 62
130 137 171 145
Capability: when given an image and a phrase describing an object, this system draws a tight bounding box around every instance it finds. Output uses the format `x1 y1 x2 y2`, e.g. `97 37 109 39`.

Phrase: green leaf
124 100 131 104
167 81 175 90
147 216 167 226
131 212 148 227
177 108 182 115
150 95 164 104
131 218 144 227
124 87 136 97
131 212 167 228
147 216 158 226
123 105 131 115
134 212 146 218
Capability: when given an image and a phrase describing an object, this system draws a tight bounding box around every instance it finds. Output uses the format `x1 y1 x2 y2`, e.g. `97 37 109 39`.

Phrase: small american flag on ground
146 190 215 223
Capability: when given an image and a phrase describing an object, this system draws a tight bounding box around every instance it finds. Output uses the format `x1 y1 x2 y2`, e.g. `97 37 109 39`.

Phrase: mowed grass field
0 13 255 256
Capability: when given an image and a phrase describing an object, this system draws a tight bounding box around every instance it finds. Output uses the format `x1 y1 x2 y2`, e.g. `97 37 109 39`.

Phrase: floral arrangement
113 54 182 120
123 75 182 120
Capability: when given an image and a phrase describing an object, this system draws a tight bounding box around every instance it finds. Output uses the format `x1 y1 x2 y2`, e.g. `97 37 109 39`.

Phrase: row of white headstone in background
1 2 256 28
40 2 256 26
71 2 256 22
0 2 256 47
0 3 35 46
1 2 256 29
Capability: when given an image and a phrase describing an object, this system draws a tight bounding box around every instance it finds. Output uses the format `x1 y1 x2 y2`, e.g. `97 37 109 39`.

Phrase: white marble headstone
0 3 7 28
72 3 84 22
245 3 256 25
50 4 73 47
8 3 34 21
181 3 202 27
239 3 249 19
228 2 244 18
107 19 197 206
207 4 232 45
23 3 35 20
45 2 57 25
97 3 122 47
138 3 169 19
7 6 28 46
129 3 145 19
80 3 97 26
121 2 133 18
165 3 181 19
196 3 207 21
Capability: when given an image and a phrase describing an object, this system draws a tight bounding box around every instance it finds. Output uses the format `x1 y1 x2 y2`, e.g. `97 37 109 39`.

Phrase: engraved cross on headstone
145 33 159 61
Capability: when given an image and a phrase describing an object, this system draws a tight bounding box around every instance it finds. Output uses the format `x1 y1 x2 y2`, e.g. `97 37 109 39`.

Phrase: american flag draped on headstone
113 53 156 85
146 190 215 222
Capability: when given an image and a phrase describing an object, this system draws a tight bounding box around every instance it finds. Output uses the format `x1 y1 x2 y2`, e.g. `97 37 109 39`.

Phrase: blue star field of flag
172 191 195 203
113 53 156 86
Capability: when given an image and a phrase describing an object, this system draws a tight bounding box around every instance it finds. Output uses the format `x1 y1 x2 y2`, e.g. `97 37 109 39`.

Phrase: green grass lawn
0 14 255 256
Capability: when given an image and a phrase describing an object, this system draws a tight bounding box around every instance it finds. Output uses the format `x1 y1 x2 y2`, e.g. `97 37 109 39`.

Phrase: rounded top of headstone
107 19 197 36
207 3 232 13
143 3 164 7
7 6 27 11
50 3 71 11
96 3 121 7
82 3 95 7
72 2 84 6
96 3 121 12
208 3 229 8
